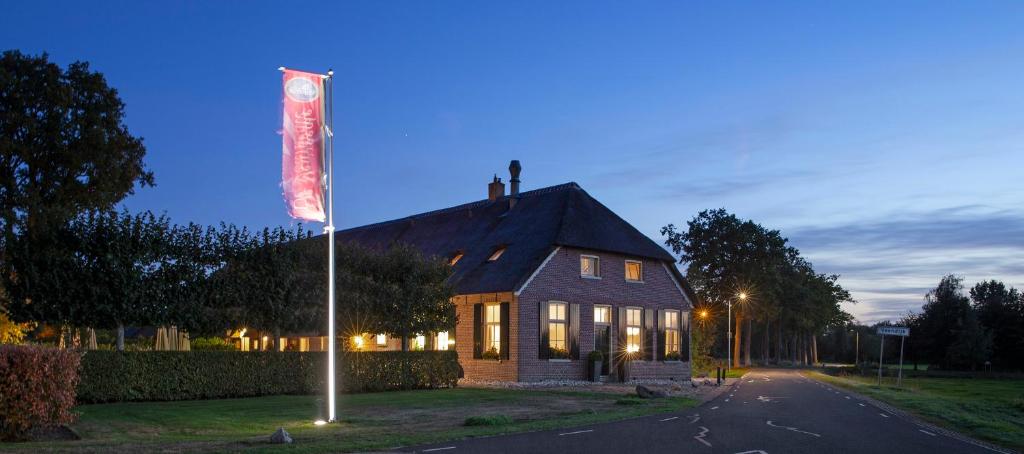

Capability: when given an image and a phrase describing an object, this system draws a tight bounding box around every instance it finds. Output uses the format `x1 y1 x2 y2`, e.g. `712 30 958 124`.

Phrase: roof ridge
337 182 581 234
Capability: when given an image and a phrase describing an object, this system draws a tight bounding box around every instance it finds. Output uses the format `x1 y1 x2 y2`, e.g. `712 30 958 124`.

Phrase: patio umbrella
179 331 191 351
155 327 167 351
168 326 179 351
86 328 98 350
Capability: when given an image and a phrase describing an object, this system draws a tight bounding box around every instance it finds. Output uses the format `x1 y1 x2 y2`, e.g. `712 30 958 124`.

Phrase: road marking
858 403 866 407
844 396 851 400
725 399 730 402
694 426 712 447
756 395 787 402
735 451 768 454
711 406 719 410
559 429 593 436
660 416 679 422
688 414 700 424
919 429 936 436
766 420 822 438
423 447 456 452
879 413 890 418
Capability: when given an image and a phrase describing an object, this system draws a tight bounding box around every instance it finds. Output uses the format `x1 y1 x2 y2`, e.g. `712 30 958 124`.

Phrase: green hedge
77 350 460 403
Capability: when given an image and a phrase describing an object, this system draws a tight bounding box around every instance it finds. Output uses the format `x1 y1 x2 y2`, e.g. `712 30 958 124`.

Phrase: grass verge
10 387 697 453
805 370 1024 451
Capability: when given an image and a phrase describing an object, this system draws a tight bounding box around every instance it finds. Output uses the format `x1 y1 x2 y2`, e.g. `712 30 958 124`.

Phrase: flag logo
285 77 320 102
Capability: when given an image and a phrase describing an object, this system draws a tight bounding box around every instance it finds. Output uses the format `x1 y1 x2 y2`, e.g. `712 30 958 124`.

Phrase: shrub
0 345 82 441
549 347 570 359
665 351 682 361
464 415 513 426
481 347 500 361
77 350 459 403
190 337 236 351
588 350 604 362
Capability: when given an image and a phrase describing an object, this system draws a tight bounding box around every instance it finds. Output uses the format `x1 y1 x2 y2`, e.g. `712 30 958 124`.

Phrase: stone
270 427 293 444
636 385 667 398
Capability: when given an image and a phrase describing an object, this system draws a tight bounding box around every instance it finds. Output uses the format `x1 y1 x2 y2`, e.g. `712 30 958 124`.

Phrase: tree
370 243 455 351
0 50 153 323
945 307 992 370
917 275 972 369
970 280 1023 370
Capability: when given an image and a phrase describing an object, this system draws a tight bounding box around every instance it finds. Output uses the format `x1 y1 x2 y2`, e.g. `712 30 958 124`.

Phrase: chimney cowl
509 160 521 196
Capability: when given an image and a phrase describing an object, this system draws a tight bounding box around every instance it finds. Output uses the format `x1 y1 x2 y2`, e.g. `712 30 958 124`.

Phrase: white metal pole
727 301 732 371
325 70 337 423
877 334 885 386
897 336 905 387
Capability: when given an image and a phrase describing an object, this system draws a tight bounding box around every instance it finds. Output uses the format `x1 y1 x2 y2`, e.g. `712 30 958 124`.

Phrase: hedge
0 346 81 441
77 350 460 403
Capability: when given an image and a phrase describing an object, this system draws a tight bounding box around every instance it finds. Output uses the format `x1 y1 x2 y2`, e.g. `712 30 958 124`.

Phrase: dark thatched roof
334 182 687 296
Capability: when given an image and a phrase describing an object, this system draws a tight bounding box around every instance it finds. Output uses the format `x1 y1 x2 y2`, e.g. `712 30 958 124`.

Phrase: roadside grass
806 371 1024 451
11 387 697 453
725 367 749 378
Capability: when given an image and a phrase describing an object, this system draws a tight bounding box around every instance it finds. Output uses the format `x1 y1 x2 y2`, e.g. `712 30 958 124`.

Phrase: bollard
716 367 722 385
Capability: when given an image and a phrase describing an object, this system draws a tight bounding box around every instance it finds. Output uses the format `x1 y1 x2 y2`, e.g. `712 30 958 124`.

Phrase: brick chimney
488 175 505 201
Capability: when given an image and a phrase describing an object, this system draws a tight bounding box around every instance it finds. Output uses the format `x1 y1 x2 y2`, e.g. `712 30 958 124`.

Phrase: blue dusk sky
3 1 1022 323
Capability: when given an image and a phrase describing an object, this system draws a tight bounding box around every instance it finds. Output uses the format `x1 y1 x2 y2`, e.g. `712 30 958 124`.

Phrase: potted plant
549 346 570 360
665 351 682 362
482 347 500 361
588 350 604 381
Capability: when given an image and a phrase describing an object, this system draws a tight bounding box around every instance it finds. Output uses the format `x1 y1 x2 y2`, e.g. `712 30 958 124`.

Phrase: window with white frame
594 306 610 325
549 302 568 352
625 260 643 282
375 333 387 347
664 310 680 357
580 255 600 278
485 304 501 353
436 331 450 351
625 307 642 353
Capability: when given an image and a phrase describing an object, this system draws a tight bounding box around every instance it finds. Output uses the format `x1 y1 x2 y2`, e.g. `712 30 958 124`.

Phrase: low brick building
334 161 695 382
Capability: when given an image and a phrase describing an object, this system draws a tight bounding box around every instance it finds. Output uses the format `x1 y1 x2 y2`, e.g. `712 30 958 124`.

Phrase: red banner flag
281 69 326 222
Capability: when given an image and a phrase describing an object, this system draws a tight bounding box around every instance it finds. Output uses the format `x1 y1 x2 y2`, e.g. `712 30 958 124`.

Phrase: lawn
806 370 1024 451
12 387 697 453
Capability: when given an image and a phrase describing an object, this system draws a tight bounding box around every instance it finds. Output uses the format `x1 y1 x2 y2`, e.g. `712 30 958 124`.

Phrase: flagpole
325 69 337 423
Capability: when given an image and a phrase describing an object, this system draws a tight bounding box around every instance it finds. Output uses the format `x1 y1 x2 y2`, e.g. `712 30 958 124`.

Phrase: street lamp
849 329 859 367
727 292 747 370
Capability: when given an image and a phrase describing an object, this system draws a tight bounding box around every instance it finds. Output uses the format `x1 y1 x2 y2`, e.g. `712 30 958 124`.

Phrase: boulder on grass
270 427 293 444
636 385 667 398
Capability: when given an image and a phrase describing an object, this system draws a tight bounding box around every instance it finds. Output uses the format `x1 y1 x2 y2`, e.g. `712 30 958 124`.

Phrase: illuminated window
580 255 600 278
664 310 680 357
376 334 387 346
414 335 426 351
625 260 643 282
352 335 365 350
548 302 568 352
625 308 642 353
437 331 450 350
488 247 506 262
449 252 464 266
485 304 501 353
594 306 610 324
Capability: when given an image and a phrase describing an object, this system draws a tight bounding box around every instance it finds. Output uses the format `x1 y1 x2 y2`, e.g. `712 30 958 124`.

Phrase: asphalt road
406 369 1007 454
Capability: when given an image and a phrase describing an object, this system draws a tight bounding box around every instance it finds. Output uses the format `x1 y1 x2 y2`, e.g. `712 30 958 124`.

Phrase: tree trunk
732 313 743 368
811 334 819 364
401 333 409 352
792 333 799 363
744 318 752 366
776 322 783 364
273 326 282 352
116 323 125 351
763 320 770 364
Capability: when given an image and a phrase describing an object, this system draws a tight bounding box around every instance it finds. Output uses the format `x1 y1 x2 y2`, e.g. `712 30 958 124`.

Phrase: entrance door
595 325 611 375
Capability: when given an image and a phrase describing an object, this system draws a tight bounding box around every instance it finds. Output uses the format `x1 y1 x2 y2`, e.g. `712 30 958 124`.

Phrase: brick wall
516 247 691 382
453 292 518 381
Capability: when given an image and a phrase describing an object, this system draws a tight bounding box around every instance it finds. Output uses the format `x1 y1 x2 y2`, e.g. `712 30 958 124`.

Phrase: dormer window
580 255 600 278
488 247 506 262
449 252 464 265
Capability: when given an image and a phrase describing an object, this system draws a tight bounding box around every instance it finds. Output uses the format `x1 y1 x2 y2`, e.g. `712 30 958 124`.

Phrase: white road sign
877 326 910 337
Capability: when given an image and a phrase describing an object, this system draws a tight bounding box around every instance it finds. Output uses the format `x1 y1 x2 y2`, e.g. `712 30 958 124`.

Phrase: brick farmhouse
326 161 696 382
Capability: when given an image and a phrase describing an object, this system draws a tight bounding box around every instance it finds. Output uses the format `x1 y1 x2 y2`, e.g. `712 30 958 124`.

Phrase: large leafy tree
969 280 1023 369
0 50 153 322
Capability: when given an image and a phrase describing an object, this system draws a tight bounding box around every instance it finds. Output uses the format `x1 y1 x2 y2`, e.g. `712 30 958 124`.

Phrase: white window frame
594 305 611 325
485 303 501 353
664 310 681 359
625 307 642 354
548 302 568 352
580 254 601 279
625 260 644 283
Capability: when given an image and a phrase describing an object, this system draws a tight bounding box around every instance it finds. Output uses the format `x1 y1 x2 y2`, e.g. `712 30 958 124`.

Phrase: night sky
4 1 1022 323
